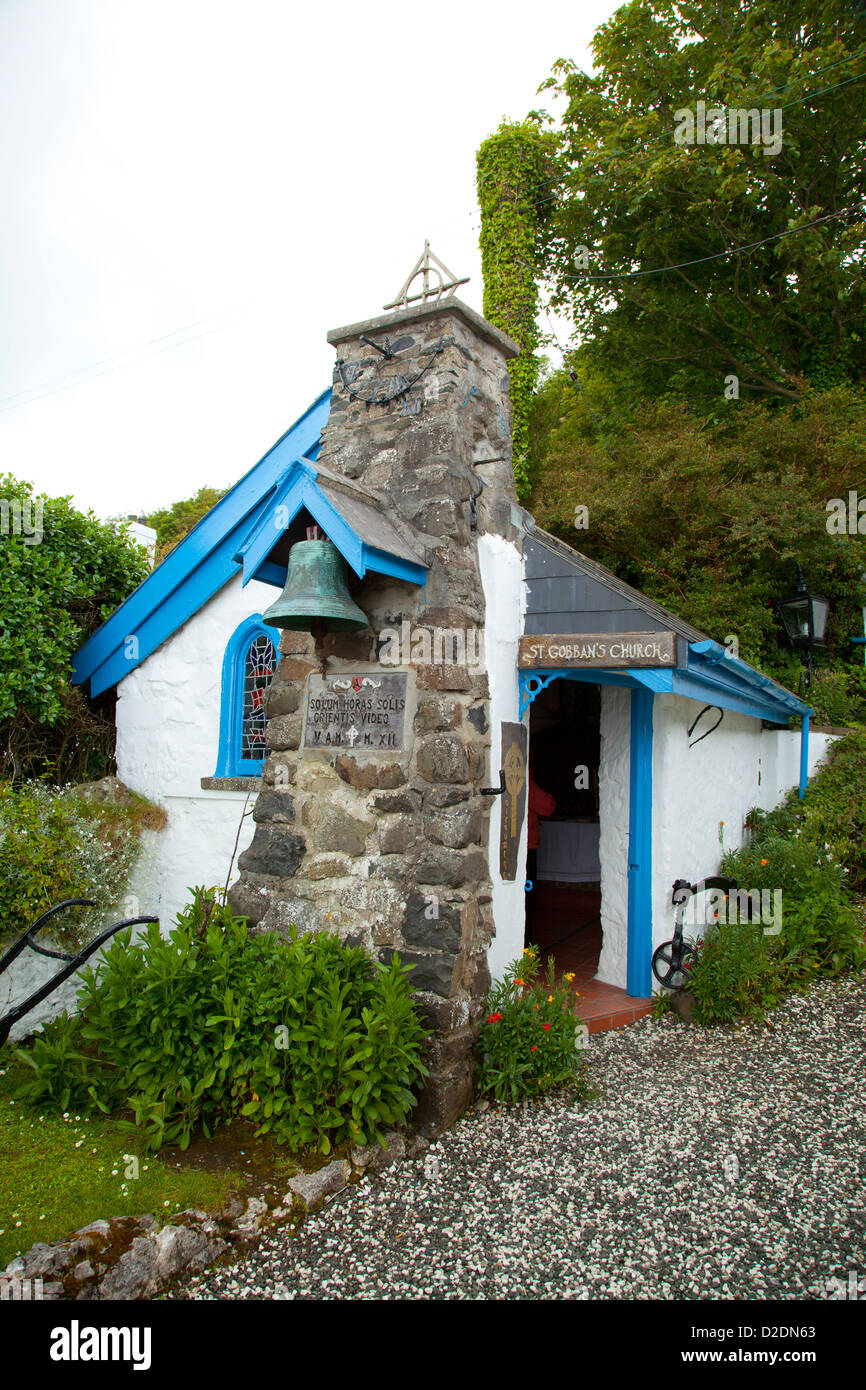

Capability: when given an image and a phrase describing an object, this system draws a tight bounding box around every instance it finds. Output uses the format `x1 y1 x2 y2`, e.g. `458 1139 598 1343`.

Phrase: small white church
72 273 828 1123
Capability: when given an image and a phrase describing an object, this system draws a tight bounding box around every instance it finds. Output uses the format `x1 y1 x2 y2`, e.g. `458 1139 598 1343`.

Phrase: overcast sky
0 0 617 517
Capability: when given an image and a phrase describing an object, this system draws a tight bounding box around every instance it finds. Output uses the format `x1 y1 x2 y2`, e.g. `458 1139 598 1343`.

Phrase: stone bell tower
230 261 521 1134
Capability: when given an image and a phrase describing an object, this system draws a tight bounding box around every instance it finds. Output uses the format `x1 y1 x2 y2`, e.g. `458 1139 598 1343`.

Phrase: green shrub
477 945 591 1103
13 891 429 1155
682 747 866 1025
685 922 783 1026
807 667 866 730
0 782 156 950
738 728 866 892
0 473 149 783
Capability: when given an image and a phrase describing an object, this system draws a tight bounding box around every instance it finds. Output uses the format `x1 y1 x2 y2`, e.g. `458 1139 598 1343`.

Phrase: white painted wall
114 571 280 930
650 693 836 969
478 532 526 983
596 685 631 989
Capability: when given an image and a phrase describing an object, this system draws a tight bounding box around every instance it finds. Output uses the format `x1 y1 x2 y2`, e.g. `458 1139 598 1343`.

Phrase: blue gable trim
235 462 428 590
72 392 331 697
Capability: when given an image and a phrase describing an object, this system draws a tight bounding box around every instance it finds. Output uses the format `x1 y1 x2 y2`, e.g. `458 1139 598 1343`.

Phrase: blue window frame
215 615 280 776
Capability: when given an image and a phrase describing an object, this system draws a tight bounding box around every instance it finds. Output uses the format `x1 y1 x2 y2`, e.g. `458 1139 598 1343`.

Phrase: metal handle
480 769 506 796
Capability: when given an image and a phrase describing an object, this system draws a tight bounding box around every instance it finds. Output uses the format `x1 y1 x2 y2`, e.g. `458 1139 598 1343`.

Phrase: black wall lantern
776 564 829 688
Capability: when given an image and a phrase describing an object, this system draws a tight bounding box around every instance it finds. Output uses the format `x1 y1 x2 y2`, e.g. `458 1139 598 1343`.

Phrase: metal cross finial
383 241 469 311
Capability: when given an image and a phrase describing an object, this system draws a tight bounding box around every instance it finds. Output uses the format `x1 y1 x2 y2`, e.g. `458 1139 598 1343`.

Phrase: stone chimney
229 295 521 1134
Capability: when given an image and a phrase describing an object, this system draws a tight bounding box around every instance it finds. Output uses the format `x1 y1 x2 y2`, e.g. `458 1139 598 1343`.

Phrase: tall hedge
0 474 149 782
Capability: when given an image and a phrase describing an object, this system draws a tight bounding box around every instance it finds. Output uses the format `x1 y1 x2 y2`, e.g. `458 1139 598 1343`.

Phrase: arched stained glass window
241 634 276 761
215 615 280 777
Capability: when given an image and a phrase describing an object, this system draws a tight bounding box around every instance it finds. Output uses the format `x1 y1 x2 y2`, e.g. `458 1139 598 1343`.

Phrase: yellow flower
547 994 554 1002
564 972 575 982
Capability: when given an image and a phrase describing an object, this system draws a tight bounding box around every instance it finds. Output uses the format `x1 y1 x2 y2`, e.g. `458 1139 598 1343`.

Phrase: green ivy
476 120 557 502
0 783 163 950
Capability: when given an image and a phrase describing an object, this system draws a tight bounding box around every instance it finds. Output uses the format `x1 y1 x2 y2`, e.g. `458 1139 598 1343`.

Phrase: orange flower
515 978 525 987
761 858 768 866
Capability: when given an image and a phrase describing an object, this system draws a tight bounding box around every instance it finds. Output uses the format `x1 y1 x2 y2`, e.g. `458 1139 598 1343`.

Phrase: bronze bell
263 539 368 636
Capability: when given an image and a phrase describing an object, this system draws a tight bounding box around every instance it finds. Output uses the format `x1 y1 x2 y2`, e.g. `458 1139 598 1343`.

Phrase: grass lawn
0 1058 241 1268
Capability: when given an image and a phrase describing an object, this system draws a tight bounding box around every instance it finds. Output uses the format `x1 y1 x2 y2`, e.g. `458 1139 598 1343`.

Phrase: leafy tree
529 376 866 688
536 0 866 407
0 474 149 782
146 486 227 561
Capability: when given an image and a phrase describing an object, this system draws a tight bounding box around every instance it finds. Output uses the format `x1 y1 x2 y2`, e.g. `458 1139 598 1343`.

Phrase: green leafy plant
13 891 429 1155
0 782 160 950
476 945 591 1103
0 473 148 783
650 990 672 1020
684 922 783 1026
680 734 866 1025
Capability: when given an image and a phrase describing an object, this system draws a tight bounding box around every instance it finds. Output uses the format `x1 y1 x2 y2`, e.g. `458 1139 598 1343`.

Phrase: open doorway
525 678 602 981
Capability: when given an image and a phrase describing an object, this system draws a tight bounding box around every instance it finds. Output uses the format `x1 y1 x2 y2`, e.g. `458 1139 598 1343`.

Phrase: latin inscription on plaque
303 673 408 750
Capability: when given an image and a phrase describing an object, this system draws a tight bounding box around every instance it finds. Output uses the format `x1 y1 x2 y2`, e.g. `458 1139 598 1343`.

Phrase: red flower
542 1023 551 1031
684 961 692 970
487 1012 503 1023
531 1045 538 1052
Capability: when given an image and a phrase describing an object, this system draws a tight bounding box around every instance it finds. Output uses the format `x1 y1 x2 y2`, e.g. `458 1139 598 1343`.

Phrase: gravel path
176 974 866 1300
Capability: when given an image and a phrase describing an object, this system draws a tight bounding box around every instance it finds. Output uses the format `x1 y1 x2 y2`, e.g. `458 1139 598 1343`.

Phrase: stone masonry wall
229 300 520 1134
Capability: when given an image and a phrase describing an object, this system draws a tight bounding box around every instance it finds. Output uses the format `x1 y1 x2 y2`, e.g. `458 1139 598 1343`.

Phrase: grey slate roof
313 461 428 569
523 527 708 642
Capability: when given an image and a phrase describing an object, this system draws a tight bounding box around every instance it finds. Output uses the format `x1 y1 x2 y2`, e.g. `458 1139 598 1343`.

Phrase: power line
0 311 241 417
560 203 865 283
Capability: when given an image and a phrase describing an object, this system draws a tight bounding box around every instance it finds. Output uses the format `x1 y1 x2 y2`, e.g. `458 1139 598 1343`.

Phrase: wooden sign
518 631 677 669
303 672 408 750
499 722 527 882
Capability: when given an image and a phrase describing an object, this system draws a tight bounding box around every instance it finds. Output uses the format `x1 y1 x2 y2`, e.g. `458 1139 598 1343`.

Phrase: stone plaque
518 630 677 669
499 722 527 881
303 672 408 751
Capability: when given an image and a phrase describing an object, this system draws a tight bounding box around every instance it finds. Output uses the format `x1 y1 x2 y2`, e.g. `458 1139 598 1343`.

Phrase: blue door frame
519 670 655 999
627 688 654 997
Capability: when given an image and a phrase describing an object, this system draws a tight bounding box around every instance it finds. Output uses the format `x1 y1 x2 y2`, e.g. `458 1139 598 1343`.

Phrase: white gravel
174 973 866 1300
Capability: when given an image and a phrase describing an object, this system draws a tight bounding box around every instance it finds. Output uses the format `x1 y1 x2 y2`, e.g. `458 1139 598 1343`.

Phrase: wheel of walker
651 940 695 989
